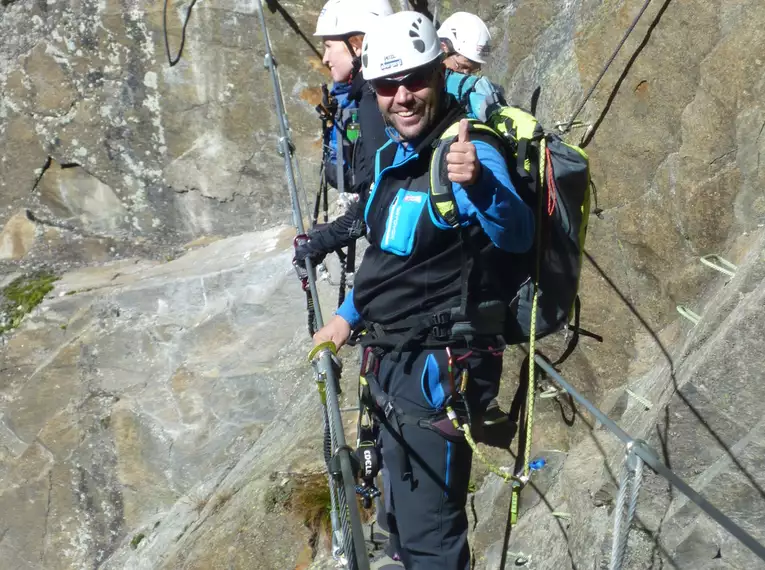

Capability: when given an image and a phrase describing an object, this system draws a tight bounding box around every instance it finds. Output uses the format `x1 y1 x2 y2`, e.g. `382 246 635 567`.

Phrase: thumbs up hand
446 119 481 186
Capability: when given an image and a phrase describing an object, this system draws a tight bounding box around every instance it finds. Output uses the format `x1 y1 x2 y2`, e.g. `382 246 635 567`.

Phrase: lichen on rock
0 270 58 334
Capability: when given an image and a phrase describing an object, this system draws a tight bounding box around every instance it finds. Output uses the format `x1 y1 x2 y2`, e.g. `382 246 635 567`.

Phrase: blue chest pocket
381 189 427 256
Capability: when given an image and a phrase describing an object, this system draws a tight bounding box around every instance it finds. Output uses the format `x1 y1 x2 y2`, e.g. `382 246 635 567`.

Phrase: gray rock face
0 226 358 569
2 0 765 569
0 0 327 254
461 0 765 567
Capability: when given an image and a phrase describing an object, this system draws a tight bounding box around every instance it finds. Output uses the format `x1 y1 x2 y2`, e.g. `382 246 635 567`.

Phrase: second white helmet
437 12 491 65
314 0 394 37
361 11 443 81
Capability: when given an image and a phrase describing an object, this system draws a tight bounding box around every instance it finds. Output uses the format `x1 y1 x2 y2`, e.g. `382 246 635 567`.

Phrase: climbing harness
446 351 533 489
357 341 531 493
162 0 198 67
256 3 369 568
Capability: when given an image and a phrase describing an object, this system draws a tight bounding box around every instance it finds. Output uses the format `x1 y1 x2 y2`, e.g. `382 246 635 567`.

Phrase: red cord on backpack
545 146 558 216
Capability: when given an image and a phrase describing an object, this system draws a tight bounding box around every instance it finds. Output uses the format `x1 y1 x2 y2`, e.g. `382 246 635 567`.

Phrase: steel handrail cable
533 356 765 563
610 447 643 570
563 0 654 133
254 2 370 568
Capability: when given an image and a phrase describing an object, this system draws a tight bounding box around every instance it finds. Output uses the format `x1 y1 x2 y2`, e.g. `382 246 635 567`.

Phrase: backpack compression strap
487 109 543 181
428 119 505 228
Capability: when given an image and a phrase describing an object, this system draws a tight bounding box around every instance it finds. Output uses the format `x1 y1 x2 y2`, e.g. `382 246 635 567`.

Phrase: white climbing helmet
361 11 443 81
314 0 394 37
437 11 491 64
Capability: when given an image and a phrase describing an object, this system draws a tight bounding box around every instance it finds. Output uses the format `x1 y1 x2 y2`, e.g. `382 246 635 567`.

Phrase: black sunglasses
370 64 439 96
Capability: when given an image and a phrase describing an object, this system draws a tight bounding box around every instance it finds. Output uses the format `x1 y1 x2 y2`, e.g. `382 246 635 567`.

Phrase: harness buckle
383 401 395 419
430 312 452 340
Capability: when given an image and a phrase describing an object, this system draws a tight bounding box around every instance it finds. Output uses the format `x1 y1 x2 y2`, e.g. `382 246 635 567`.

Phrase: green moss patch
130 532 145 549
288 472 335 538
0 272 59 334
276 470 373 552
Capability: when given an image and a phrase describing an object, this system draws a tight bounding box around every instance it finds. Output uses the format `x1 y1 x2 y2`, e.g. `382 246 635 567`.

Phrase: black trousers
373 345 503 569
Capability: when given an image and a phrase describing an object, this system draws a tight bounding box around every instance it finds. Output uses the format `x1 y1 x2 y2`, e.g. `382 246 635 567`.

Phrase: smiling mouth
397 110 415 118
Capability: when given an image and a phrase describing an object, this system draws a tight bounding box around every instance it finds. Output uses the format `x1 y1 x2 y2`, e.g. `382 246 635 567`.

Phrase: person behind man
438 10 507 119
312 11 534 569
438 11 491 74
314 0 393 194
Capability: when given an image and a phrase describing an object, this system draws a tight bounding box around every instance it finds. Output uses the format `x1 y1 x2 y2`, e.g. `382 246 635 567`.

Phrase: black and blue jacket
336 98 534 334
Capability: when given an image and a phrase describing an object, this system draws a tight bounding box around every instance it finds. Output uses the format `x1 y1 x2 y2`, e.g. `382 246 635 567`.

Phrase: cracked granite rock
2 0 765 569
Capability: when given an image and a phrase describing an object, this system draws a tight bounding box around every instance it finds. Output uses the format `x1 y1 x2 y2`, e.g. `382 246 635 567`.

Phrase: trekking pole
255 3 369 569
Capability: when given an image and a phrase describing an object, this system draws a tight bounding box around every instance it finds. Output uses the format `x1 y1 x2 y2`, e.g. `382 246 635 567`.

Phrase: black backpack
428 106 593 347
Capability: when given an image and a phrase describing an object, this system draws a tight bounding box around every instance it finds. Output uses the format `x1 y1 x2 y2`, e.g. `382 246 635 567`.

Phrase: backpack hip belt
360 300 507 355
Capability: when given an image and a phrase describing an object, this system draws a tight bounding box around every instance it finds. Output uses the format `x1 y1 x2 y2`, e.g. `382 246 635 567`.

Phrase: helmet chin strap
343 38 362 77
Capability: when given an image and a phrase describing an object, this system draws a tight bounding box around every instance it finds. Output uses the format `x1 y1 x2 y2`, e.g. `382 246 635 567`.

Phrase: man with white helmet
313 11 534 569
296 6 503 267
437 11 491 74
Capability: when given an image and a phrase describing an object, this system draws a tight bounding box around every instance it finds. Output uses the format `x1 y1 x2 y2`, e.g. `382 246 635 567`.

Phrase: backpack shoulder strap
428 119 506 228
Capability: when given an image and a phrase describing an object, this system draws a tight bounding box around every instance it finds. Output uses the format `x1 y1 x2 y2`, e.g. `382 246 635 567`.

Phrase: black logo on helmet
409 16 426 53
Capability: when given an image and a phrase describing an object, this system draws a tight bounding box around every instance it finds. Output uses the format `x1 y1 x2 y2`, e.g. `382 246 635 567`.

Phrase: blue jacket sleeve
336 287 362 328
442 141 534 253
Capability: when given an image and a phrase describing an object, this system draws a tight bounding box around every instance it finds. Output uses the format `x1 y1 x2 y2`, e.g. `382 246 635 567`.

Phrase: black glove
294 234 328 269
294 202 366 270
